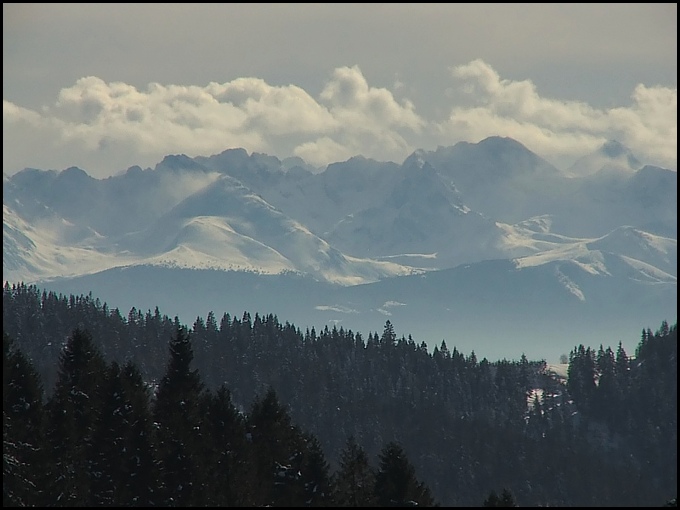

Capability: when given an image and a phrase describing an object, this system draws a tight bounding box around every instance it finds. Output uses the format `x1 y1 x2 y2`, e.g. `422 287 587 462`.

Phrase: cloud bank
3 60 676 177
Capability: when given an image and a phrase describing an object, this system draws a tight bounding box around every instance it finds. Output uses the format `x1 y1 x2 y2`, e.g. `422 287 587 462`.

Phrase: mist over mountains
3 136 676 361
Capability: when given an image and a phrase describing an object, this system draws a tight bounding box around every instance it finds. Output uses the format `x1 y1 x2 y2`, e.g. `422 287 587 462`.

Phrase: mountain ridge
4 135 676 360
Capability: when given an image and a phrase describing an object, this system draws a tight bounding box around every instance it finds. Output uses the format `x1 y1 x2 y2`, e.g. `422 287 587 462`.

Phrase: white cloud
314 305 358 314
434 59 677 170
206 78 336 136
294 137 355 169
320 66 423 130
3 60 676 177
299 65 426 166
607 84 677 169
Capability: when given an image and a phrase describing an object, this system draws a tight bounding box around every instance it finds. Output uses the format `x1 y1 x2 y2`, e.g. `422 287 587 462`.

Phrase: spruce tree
247 386 307 506
153 326 205 506
119 360 159 506
374 441 437 507
333 435 377 507
88 362 134 506
201 384 251 506
3 332 46 506
43 328 107 506
300 432 334 506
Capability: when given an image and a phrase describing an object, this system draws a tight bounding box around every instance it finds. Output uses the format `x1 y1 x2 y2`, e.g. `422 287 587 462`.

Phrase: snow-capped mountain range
3 137 676 361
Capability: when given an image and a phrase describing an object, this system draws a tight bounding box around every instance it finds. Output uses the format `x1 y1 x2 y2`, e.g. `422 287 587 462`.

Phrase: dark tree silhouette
374 441 437 507
334 435 377 507
3 332 46 507
44 328 107 506
484 488 517 507
153 325 205 506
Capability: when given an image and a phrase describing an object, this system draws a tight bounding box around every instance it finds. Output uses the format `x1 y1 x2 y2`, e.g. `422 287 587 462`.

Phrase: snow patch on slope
554 266 586 301
496 216 586 258
3 205 133 283
618 255 677 284
514 242 606 274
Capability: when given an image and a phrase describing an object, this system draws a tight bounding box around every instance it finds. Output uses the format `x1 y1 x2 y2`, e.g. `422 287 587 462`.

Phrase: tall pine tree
44 328 107 506
333 435 377 507
153 326 205 506
3 332 47 507
374 441 437 507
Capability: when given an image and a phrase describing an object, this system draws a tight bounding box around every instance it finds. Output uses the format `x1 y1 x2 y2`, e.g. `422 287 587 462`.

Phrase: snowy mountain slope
498 217 677 279
414 136 565 225
198 150 404 238
543 163 678 238
3 204 132 283
586 227 676 277
495 216 581 258
5 136 675 281
111 174 420 285
3 164 421 285
412 138 676 238
3 159 224 238
325 157 507 267
137 216 296 275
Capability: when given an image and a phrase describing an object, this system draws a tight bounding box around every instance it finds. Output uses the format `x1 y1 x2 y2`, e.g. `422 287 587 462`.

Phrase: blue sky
3 3 677 177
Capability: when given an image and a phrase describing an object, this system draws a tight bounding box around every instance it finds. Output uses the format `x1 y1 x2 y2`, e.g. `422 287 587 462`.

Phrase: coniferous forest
3 282 677 506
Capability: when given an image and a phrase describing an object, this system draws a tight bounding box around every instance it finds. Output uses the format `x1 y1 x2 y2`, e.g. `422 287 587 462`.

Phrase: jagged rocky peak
154 153 208 173
476 135 531 152
125 165 144 175
599 140 641 167
402 149 428 169
58 166 91 180
600 140 628 158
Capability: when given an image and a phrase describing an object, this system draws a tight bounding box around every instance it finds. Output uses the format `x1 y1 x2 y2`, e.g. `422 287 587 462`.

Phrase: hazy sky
3 3 677 178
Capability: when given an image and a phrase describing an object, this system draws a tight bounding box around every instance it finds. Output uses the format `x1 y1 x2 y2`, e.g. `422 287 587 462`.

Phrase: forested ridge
3 282 677 506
